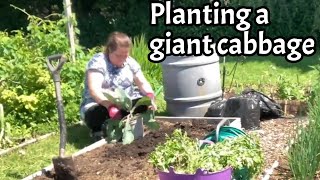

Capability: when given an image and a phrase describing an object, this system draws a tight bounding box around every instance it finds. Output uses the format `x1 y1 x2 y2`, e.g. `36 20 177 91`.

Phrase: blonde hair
104 31 132 54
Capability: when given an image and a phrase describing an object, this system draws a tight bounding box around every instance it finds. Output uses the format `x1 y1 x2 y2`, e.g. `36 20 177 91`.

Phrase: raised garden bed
276 100 308 117
30 117 308 180
33 120 216 180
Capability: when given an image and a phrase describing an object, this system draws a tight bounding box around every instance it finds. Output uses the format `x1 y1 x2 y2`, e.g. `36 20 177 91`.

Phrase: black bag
222 96 261 130
204 98 226 117
241 89 283 119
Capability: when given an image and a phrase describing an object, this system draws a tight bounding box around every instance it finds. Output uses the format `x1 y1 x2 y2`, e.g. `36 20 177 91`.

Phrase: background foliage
0 0 319 48
0 9 98 144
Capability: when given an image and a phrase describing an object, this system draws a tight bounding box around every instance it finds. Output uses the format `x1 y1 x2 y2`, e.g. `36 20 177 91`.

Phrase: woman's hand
149 101 157 111
146 93 157 111
107 104 122 120
133 70 157 111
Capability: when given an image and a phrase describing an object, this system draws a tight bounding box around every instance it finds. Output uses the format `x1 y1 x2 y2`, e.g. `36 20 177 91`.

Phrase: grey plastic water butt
161 54 222 117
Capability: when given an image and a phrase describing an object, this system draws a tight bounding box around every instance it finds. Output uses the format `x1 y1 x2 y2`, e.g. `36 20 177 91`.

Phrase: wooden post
63 0 76 62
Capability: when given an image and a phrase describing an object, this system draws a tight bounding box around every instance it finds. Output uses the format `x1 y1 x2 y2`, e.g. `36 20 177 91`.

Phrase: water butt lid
161 53 219 67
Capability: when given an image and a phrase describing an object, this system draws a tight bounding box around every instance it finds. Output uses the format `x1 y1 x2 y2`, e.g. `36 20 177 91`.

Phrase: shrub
0 8 98 140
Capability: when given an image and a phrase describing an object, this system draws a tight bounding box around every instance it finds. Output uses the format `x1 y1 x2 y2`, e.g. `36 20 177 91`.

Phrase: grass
0 124 92 180
222 55 318 86
220 55 319 99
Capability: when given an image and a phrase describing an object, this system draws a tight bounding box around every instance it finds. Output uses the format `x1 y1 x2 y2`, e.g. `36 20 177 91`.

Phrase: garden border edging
22 138 110 180
0 132 55 156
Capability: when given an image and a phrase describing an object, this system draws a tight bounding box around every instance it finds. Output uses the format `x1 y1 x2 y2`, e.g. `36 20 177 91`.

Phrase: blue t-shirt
80 52 143 119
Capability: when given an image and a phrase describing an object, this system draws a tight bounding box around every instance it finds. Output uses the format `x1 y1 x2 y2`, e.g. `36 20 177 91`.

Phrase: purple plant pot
157 167 232 180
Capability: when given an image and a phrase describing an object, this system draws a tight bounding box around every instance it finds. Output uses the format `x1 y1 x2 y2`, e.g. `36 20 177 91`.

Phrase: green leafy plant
210 133 265 179
287 120 320 180
148 129 208 174
287 79 320 179
276 74 309 101
102 88 160 144
148 129 264 179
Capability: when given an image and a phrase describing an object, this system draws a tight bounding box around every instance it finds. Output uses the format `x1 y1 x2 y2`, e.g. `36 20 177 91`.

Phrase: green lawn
221 55 318 98
0 54 319 180
0 124 92 180
222 55 318 84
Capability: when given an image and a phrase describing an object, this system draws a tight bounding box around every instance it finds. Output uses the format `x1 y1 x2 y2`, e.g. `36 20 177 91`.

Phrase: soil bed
35 120 216 180
35 117 307 180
